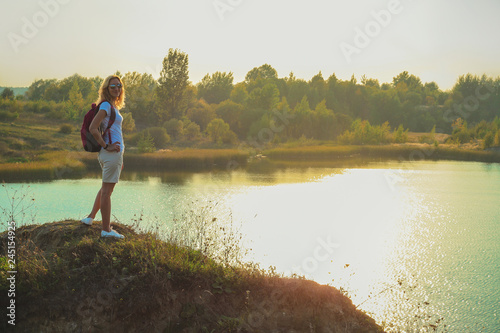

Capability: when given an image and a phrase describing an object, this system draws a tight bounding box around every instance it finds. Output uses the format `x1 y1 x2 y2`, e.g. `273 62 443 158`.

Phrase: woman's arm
89 109 108 148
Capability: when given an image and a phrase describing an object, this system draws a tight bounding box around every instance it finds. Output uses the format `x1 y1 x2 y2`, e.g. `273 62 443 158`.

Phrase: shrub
338 119 389 145
0 111 19 122
206 118 238 145
494 130 500 147
392 124 408 143
184 121 201 141
122 112 136 133
419 125 436 144
137 132 155 153
450 117 472 144
143 127 170 149
59 124 73 134
164 118 183 140
483 132 494 149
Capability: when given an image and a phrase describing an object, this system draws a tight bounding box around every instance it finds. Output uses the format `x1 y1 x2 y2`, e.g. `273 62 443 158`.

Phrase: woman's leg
100 182 116 232
87 188 102 219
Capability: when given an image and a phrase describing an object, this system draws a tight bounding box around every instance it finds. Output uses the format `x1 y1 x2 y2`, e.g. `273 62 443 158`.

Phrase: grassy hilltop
0 220 384 332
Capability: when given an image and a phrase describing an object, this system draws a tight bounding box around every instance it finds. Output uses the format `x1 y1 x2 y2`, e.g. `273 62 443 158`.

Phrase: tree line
1 48 500 148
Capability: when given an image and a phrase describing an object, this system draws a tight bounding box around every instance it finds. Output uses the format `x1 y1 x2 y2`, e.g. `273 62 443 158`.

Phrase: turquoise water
1 160 499 332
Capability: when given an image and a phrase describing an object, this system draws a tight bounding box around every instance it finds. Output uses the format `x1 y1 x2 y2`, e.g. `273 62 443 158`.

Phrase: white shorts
98 149 124 183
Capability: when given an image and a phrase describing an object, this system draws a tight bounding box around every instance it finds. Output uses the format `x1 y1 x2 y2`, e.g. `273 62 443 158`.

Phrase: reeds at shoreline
264 144 500 163
0 149 249 182
1 145 500 182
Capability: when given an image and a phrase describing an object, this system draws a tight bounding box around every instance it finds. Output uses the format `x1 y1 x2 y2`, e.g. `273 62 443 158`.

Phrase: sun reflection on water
227 167 426 328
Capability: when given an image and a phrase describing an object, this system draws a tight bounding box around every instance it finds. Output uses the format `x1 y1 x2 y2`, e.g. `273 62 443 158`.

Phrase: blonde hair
95 75 126 109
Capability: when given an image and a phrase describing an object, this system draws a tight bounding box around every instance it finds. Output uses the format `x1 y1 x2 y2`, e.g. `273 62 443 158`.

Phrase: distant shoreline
263 143 500 163
1 144 500 183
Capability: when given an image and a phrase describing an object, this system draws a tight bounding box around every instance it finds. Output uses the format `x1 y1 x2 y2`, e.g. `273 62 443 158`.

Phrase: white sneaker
81 217 93 226
101 229 124 239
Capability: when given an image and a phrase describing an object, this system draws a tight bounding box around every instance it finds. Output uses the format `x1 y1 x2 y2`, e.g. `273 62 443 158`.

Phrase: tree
143 127 170 148
137 131 155 153
245 64 278 83
361 75 380 89
206 118 238 144
248 82 280 110
369 90 402 126
67 81 84 120
1 88 14 100
156 48 190 122
308 72 327 109
26 79 56 100
184 120 201 141
122 72 157 125
289 95 312 138
197 71 234 104
392 71 423 91
122 112 136 133
164 118 184 140
245 64 279 93
285 72 309 108
452 73 481 101
186 99 216 131
312 100 338 140
215 100 245 137
230 82 248 105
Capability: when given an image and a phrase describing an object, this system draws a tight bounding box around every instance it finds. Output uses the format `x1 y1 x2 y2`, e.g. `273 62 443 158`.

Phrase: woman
81 75 126 239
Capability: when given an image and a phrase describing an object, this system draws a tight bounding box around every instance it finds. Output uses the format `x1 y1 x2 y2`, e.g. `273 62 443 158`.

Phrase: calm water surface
1 160 499 332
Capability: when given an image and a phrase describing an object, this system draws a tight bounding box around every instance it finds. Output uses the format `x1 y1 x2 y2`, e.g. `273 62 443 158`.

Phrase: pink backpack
80 102 116 152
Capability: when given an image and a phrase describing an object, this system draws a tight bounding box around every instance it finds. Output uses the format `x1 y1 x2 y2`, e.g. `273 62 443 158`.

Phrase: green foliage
392 124 409 143
143 127 170 149
1 88 15 100
206 118 238 145
137 131 156 153
245 64 278 83
229 82 248 105
215 100 245 138
483 132 494 149
121 112 136 133
122 72 157 126
187 99 216 131
0 110 19 122
156 48 191 121
26 75 100 103
67 81 84 120
393 71 423 91
419 125 437 144
247 82 280 110
495 130 500 147
164 118 184 140
183 121 202 142
285 72 309 108
450 118 472 144
197 71 234 104
338 119 390 145
7 57 500 149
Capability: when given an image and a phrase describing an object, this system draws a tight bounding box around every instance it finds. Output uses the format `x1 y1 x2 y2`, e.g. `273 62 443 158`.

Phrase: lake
1 160 499 332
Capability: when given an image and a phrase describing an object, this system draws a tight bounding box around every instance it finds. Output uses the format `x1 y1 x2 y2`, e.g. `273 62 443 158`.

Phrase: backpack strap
105 106 116 144
97 101 116 145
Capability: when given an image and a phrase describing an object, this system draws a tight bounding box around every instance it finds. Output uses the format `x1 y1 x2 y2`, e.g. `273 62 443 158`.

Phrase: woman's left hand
106 142 121 152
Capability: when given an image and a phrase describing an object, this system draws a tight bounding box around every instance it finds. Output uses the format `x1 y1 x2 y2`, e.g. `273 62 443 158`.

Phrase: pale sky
1 0 500 90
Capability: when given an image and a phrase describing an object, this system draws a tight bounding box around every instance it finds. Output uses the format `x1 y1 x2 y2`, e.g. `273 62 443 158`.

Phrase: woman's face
108 78 122 98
